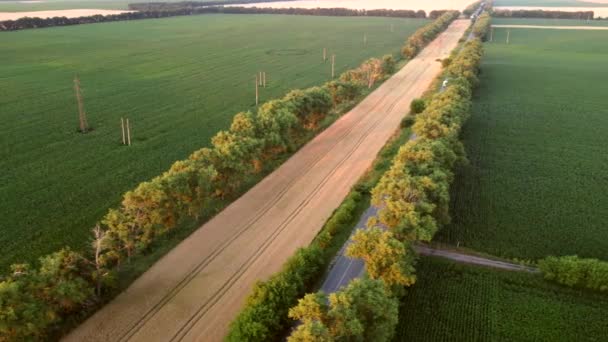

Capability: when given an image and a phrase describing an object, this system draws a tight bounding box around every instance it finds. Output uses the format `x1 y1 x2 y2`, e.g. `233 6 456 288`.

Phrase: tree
288 278 398 342
410 98 426 114
0 272 56 340
346 228 416 287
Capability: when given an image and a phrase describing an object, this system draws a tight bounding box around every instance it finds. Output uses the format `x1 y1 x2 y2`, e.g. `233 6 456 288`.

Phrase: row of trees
227 12 468 341
287 12 489 341
472 12 491 41
1 6 433 32
0 56 394 341
401 11 460 59
539 256 608 292
492 9 595 19
225 56 398 342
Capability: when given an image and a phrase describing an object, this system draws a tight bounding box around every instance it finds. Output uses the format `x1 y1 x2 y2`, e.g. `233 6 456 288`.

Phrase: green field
394 257 608 342
435 27 608 260
494 0 608 7
493 17 608 25
0 14 427 271
0 0 200 12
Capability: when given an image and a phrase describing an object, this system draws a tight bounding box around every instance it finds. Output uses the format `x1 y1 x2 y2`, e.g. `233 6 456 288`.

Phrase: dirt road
64 20 469 342
414 245 539 273
492 24 608 30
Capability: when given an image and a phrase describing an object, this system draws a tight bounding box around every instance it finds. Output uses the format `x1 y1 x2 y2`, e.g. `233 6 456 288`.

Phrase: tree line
287 13 490 341
227 11 479 342
492 9 595 19
539 256 608 292
1 6 430 32
401 11 460 59
0 52 396 340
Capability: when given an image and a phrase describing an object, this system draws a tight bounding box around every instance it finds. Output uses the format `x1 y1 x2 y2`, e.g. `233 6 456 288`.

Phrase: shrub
410 98 426 114
539 256 608 292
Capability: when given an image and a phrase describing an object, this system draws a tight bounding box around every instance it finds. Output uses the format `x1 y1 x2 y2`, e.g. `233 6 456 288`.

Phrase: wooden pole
74 75 88 133
323 48 327 62
126 118 131 146
506 29 510 44
255 74 259 105
331 54 335 79
263 72 266 88
490 27 494 42
121 118 125 145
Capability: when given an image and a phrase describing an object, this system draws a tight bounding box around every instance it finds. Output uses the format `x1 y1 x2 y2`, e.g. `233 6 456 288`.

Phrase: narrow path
414 245 539 273
320 204 538 295
492 24 608 30
64 20 470 342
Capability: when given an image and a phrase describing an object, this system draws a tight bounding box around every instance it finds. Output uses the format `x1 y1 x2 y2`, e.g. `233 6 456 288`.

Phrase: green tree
288 279 398 342
346 228 416 287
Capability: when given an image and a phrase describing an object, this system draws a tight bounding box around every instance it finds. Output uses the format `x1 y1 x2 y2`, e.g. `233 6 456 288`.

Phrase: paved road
492 24 608 30
64 20 470 342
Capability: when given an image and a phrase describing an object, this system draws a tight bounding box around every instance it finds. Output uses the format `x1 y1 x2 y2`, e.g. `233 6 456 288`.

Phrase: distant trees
539 256 608 292
0 6 429 32
401 11 460 59
492 9 594 19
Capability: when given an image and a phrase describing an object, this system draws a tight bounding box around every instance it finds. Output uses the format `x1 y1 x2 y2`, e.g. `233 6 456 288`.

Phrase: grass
0 14 428 271
435 27 608 261
394 257 608 342
493 17 608 25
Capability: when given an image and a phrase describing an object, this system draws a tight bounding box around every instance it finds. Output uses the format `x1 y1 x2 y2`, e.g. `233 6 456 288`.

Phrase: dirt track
63 19 469 342
493 24 608 30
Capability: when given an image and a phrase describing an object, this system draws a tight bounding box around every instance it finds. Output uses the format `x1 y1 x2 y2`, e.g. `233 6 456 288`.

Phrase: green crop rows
0 14 427 271
435 27 608 260
394 257 608 342
494 0 608 7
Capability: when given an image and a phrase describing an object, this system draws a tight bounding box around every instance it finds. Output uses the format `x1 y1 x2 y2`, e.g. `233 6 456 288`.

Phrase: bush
401 116 416 128
539 256 608 292
410 98 426 114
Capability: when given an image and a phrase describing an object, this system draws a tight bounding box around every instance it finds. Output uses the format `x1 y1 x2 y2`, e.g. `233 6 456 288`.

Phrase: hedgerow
286 10 491 341
539 256 608 292
401 11 460 59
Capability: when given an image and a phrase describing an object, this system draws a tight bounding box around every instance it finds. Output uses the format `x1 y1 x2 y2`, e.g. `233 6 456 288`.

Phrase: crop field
0 14 428 271
394 257 608 342
494 0 608 7
493 17 608 25
434 27 608 261
0 0 198 12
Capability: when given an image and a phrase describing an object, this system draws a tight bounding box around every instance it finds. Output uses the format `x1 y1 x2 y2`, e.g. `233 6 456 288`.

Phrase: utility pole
331 54 336 79
74 75 88 133
255 74 259 105
121 118 126 145
126 118 131 146
263 71 266 88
